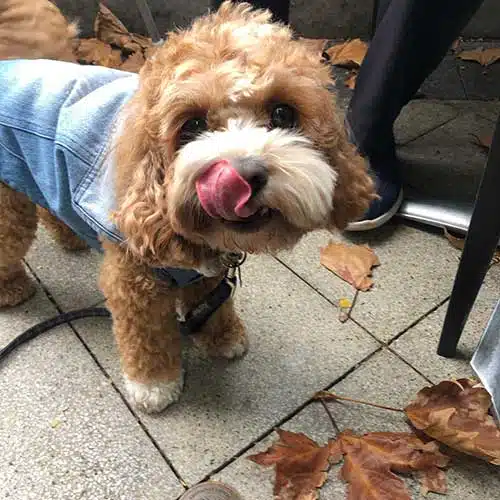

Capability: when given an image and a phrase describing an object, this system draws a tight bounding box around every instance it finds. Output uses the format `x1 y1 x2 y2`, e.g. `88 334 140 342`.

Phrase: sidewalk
1 66 500 499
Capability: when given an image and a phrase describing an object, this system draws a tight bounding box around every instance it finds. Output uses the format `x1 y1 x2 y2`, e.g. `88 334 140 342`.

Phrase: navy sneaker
346 162 403 231
344 120 403 231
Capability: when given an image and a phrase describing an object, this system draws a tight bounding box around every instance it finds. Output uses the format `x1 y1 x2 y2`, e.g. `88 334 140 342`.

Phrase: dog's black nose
233 157 268 195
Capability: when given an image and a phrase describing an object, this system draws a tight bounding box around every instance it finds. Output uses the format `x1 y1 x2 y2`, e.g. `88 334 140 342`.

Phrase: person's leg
346 0 484 230
211 0 290 24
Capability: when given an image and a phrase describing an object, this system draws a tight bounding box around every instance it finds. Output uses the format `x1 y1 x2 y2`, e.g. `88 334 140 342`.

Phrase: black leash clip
176 252 246 336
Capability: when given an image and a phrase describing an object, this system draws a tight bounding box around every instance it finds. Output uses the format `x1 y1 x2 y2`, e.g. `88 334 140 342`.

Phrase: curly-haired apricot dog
0 1 374 412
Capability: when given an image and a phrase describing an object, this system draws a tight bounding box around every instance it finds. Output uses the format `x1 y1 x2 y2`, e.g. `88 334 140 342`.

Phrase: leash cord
0 307 110 362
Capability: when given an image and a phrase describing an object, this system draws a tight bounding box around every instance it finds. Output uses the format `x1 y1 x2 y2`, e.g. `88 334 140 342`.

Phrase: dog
0 1 374 412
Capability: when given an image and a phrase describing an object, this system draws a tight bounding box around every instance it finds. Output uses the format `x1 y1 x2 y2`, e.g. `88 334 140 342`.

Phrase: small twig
319 399 341 437
315 391 404 413
347 290 359 319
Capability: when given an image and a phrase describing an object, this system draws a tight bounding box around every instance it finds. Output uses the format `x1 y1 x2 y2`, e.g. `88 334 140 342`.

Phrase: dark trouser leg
347 0 484 161
211 0 290 24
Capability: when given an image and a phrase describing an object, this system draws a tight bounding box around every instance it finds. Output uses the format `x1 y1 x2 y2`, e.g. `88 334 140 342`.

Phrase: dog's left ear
323 125 376 230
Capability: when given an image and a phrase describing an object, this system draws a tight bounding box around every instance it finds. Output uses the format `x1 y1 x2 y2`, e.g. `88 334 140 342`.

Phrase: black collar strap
151 267 205 288
155 252 246 335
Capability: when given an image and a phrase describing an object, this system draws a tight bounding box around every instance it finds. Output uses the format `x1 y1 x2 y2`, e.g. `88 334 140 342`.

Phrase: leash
0 252 246 364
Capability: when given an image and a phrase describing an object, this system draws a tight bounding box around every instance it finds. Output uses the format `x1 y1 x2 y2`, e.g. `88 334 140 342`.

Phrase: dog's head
114 1 374 264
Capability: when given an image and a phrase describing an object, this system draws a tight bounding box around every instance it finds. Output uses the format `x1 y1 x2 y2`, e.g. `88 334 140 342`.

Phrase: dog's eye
179 117 208 146
270 104 297 129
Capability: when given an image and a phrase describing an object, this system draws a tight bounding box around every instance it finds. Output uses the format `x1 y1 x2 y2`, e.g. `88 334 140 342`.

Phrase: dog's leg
100 241 183 413
0 183 38 307
181 280 248 359
37 206 88 251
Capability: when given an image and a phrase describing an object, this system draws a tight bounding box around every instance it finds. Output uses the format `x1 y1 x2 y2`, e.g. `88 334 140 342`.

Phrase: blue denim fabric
0 59 139 250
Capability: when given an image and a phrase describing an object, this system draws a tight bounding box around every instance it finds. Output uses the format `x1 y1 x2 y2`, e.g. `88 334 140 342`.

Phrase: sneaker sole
345 189 404 232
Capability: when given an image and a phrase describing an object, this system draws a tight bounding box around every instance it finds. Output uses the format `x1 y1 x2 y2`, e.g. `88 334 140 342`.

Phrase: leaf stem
319 399 341 437
316 392 404 413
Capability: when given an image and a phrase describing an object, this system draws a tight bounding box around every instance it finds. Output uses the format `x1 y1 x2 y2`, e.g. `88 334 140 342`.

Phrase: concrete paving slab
462 0 500 42
280 224 460 343
26 227 104 311
0 276 184 500
398 110 496 203
392 264 500 382
347 224 461 342
420 55 466 100
74 254 380 484
214 349 500 499
395 100 459 145
277 230 357 309
291 0 373 39
448 99 500 123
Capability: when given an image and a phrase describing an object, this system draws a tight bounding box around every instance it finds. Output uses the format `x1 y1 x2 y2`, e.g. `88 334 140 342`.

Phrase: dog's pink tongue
196 160 256 220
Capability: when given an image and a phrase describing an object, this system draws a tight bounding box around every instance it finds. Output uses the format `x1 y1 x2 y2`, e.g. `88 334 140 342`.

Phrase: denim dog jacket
0 58 138 248
0 59 203 288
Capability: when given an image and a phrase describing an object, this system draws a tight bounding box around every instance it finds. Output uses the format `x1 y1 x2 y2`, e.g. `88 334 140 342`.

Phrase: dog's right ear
112 97 176 264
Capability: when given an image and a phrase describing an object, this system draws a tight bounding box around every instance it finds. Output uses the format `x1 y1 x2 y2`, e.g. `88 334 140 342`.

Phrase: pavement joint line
397 112 461 147
273 255 387 347
21 259 190 491
456 60 471 101
198 346 384 485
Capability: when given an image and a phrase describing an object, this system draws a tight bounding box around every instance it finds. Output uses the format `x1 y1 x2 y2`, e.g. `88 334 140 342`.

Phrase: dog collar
152 252 247 335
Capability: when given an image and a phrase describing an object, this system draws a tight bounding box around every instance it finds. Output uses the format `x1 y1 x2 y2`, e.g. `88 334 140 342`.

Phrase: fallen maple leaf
326 39 368 69
320 242 380 291
405 378 500 465
344 71 358 90
94 3 152 53
73 38 122 68
339 430 449 500
248 429 340 500
419 466 447 496
457 47 500 67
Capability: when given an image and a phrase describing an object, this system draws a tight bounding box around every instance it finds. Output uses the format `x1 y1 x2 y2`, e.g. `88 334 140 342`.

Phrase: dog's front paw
124 374 184 413
193 326 249 360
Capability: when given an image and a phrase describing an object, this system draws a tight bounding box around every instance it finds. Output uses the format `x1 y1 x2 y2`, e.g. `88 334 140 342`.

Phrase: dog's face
114 2 374 263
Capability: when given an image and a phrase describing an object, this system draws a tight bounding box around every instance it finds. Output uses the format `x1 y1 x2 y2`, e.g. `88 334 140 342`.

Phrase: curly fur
0 1 374 413
0 0 78 62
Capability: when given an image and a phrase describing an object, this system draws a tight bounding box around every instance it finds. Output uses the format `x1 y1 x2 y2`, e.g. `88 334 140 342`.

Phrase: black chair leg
437 115 500 357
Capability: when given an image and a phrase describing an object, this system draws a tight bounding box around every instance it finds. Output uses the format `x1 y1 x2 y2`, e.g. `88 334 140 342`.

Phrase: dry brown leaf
248 429 339 500
94 3 152 53
120 51 146 73
457 47 500 67
299 38 328 57
320 242 380 291
419 466 448 496
443 227 465 251
443 228 500 263
339 430 449 500
326 39 368 68
73 38 122 68
471 133 492 152
405 378 500 465
344 71 358 89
